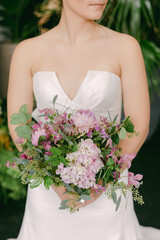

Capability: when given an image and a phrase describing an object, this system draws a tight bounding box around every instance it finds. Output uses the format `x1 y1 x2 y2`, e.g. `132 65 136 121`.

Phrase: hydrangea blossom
56 139 104 189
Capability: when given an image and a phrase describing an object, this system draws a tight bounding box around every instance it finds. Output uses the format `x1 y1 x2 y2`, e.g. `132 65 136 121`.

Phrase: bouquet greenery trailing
7 95 144 212
0 98 26 202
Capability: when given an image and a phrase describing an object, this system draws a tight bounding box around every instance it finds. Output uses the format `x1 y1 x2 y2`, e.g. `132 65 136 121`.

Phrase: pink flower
39 108 55 120
128 172 143 187
71 110 97 133
92 184 106 194
43 141 52 151
32 123 40 130
20 153 27 159
119 153 137 169
31 129 48 146
5 160 17 169
105 138 112 148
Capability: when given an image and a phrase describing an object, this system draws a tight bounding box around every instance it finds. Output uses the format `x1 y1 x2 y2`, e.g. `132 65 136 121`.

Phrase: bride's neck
57 8 97 45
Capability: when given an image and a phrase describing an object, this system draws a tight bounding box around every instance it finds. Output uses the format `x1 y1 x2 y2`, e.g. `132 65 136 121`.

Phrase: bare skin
7 0 150 210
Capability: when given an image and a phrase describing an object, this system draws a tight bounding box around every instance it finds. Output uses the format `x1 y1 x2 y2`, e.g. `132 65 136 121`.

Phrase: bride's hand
51 181 109 210
75 181 109 210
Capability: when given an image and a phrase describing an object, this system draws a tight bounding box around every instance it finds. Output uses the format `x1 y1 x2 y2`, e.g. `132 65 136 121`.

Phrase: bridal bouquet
7 95 144 212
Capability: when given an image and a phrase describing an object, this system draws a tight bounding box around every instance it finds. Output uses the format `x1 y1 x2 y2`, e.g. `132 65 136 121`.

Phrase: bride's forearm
117 126 149 172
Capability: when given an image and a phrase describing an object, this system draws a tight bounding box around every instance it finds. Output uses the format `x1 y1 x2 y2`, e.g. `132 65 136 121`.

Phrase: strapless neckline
33 70 121 102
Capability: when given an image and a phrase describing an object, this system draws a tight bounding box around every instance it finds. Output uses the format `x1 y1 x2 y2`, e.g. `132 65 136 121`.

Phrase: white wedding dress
8 70 160 240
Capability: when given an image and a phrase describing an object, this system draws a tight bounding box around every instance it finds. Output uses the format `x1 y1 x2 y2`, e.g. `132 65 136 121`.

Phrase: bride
7 0 160 239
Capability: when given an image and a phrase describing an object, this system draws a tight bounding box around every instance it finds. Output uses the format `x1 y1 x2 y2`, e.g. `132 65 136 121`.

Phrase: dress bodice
32 70 122 123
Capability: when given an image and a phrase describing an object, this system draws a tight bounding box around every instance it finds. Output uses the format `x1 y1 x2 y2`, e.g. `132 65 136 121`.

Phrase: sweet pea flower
105 138 112 148
39 108 55 120
71 110 97 133
128 172 143 187
119 153 137 169
31 129 48 146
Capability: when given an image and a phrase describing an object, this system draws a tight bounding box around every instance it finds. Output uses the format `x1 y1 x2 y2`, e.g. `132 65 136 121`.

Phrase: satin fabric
8 71 160 240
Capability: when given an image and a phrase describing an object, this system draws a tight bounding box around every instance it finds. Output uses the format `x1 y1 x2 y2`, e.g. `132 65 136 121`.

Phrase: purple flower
128 172 143 187
71 110 97 133
100 128 109 139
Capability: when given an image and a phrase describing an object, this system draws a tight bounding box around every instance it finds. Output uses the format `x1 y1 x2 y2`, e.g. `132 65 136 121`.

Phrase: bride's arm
7 40 34 151
117 34 150 172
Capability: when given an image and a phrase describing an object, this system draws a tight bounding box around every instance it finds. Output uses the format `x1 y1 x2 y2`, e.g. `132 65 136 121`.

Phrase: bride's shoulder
12 33 49 56
101 26 140 49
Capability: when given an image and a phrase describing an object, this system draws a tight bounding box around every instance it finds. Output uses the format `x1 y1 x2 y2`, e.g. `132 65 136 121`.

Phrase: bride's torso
32 70 122 123
31 26 123 122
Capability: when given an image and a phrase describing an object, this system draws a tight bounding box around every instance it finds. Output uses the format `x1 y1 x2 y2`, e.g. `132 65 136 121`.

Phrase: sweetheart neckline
32 70 121 80
33 70 121 102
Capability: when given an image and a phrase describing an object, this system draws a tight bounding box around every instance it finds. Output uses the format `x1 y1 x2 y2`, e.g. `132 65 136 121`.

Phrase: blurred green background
0 0 160 239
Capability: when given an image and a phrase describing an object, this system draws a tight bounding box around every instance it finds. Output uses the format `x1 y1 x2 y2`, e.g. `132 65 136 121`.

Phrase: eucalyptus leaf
80 194 91 201
115 195 122 211
111 191 117 204
59 205 68 210
63 183 74 192
53 95 58 105
60 200 69 205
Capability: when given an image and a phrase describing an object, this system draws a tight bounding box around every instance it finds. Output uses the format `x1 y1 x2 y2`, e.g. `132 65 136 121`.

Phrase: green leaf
110 126 116 134
113 114 118 122
50 147 62 156
70 142 78 153
30 178 43 189
25 113 32 121
15 124 31 139
80 194 91 201
20 104 27 113
44 176 53 189
60 200 69 205
38 135 46 145
45 155 58 163
107 158 115 167
111 133 119 145
10 112 27 125
51 159 60 166
119 127 127 140
59 156 70 167
115 195 121 211
124 121 134 133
